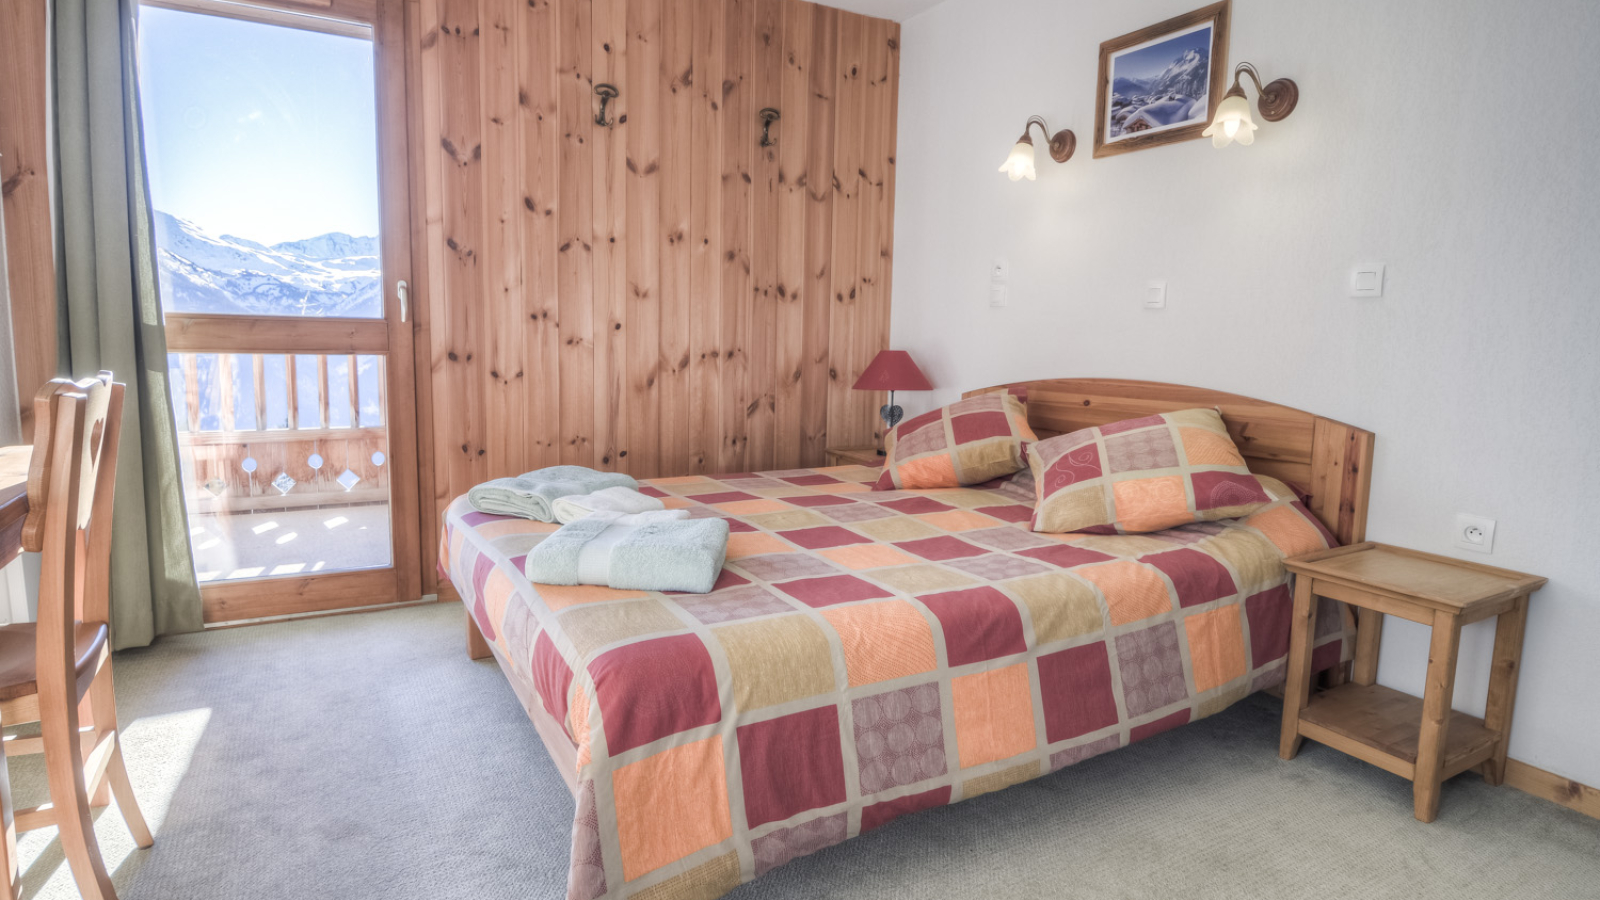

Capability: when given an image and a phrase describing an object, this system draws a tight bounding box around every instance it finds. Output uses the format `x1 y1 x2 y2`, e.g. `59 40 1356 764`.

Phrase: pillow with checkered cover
873 393 1037 490
1028 407 1273 534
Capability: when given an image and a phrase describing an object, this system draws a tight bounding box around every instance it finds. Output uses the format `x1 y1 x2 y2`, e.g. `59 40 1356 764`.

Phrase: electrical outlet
1454 513 1497 554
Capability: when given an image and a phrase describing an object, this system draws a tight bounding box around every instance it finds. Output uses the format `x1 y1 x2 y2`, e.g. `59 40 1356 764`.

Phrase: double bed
442 379 1374 900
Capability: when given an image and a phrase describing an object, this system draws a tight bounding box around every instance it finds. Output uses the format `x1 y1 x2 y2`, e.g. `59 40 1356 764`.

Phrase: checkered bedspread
442 466 1351 900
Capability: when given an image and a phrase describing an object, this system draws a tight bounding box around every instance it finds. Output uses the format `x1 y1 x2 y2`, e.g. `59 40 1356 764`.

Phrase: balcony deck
190 502 392 583
173 350 394 584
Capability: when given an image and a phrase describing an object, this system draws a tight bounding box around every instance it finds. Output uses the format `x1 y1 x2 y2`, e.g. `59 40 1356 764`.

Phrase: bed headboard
965 379 1375 546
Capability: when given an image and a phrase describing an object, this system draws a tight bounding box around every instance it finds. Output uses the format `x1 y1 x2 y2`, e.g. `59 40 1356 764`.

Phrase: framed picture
1094 1 1231 158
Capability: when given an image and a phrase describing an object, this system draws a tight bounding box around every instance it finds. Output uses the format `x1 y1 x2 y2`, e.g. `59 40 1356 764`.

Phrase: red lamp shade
852 350 932 393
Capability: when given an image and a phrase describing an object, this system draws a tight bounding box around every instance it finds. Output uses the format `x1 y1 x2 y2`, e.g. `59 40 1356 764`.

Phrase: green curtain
53 0 202 648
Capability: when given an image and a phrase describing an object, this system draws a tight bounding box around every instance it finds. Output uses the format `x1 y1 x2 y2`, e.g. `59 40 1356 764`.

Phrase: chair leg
80 694 110 808
89 662 153 848
41 708 117 900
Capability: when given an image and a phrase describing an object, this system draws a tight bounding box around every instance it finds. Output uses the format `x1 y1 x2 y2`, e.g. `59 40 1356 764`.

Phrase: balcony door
139 0 422 622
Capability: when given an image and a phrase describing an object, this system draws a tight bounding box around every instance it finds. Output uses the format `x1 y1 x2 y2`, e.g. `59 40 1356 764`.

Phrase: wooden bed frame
468 378 1377 798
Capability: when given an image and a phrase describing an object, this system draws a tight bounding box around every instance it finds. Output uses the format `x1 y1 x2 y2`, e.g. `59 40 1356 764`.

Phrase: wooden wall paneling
519 0 562 470
404 0 442 587
414 0 901 547
481 0 526 478
797 3 837 466
873 18 900 441
717 0 754 472
555 0 596 467
771 0 811 469
591 0 628 470
744 0 783 468
856 16 897 445
657 0 696 476
826 15 870 450
686 0 726 474
1 0 57 438
434 0 489 506
623 0 662 477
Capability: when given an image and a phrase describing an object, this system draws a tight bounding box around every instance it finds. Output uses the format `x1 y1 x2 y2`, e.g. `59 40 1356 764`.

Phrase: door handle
397 280 409 323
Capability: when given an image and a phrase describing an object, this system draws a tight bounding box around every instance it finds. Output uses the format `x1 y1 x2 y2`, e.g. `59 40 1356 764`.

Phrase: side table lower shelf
1297 683 1500 782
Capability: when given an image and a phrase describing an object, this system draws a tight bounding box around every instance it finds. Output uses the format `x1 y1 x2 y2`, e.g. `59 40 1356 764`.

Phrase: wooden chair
0 374 153 899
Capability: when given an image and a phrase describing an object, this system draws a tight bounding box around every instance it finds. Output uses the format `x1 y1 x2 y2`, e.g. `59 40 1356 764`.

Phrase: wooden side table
824 447 884 468
1279 542 1546 822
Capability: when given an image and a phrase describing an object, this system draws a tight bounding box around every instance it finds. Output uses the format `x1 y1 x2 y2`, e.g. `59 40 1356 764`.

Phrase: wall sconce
1203 62 1298 148
594 83 619 128
998 116 1075 181
758 108 781 147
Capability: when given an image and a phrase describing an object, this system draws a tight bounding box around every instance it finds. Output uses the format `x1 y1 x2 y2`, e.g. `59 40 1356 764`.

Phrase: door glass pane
141 7 392 584
170 351 393 583
138 5 382 319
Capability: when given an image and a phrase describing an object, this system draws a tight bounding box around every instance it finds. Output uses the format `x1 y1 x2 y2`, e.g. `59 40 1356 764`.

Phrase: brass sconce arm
1226 62 1299 122
1016 115 1076 163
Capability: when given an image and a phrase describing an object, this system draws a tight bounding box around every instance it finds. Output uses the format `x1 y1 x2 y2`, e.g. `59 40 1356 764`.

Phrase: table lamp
852 350 932 444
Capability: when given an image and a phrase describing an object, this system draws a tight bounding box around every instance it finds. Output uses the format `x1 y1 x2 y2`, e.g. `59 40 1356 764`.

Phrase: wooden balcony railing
172 351 390 514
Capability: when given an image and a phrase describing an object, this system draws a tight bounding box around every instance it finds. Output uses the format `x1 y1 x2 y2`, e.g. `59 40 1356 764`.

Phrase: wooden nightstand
1280 542 1546 822
824 447 884 468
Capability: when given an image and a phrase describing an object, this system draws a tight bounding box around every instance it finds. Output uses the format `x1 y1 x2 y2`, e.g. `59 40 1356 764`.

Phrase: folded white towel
552 486 674 524
526 510 729 594
467 466 637 522
573 511 693 582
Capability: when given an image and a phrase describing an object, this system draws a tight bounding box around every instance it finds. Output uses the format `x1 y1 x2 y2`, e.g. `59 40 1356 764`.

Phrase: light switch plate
990 258 1010 285
989 284 1009 308
1145 281 1167 309
1350 263 1386 298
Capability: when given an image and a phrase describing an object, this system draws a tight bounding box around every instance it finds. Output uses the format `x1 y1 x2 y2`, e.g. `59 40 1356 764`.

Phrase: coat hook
595 83 619 127
759 108 780 147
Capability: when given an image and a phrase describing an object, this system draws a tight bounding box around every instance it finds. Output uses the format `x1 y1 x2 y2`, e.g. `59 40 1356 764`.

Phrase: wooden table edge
1284 542 1548 613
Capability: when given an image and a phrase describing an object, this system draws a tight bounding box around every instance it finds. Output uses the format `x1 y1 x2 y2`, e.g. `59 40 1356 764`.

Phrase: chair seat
0 621 109 702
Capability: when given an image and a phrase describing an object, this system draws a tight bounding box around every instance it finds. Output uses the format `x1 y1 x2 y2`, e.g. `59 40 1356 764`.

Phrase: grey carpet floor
8 602 1597 899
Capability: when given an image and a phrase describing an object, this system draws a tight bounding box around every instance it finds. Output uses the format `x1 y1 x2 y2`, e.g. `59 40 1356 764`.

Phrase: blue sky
137 6 379 245
1113 23 1213 83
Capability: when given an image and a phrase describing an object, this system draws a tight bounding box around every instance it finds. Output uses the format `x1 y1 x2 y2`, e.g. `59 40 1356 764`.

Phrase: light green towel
466 466 638 522
551 486 675 524
525 513 730 594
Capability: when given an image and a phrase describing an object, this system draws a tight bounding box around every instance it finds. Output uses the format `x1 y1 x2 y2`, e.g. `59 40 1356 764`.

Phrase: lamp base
880 404 904 432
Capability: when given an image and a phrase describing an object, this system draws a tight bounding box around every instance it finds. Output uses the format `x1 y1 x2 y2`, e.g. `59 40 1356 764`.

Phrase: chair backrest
22 373 124 678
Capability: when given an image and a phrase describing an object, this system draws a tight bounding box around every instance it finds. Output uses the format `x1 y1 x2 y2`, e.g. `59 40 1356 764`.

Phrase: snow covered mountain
1111 75 1152 97
1147 48 1209 103
1108 46 1211 140
154 212 382 318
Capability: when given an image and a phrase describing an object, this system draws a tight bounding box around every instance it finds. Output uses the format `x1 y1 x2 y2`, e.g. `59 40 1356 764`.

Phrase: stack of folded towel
467 465 729 592
467 466 641 522
525 510 730 594
552 485 685 524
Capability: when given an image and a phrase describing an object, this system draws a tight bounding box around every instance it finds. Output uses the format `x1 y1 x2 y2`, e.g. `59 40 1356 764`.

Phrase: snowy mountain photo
1103 21 1216 144
154 211 383 318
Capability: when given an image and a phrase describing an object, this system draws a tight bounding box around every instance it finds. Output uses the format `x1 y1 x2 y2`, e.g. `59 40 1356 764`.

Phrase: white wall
892 0 1600 786
0 160 31 626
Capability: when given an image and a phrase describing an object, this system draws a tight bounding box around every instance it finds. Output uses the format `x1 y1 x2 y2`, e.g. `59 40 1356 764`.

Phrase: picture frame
1093 1 1231 158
